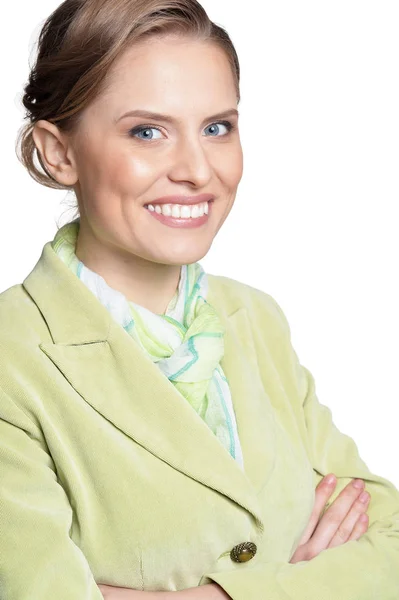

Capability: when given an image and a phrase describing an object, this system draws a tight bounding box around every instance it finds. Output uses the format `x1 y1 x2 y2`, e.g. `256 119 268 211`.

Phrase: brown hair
15 0 240 220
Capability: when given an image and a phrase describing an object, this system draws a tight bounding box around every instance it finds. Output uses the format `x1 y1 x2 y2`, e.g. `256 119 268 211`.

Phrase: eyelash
128 120 236 140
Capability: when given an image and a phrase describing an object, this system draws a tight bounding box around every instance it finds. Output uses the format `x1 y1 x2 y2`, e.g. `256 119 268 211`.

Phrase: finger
297 474 337 546
347 512 369 541
309 478 365 550
327 491 370 548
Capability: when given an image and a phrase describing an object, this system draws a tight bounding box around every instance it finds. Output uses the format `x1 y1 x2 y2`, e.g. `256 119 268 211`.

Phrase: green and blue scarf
51 219 244 468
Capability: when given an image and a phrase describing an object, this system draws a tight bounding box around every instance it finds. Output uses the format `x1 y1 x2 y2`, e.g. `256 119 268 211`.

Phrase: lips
144 193 215 206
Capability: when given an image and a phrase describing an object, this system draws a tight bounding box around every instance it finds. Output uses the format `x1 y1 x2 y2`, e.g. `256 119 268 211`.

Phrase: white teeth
161 204 172 217
171 204 180 218
191 204 200 218
180 205 191 218
145 201 209 219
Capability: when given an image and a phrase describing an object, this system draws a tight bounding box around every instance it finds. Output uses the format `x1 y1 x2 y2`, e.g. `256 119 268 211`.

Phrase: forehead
101 35 235 100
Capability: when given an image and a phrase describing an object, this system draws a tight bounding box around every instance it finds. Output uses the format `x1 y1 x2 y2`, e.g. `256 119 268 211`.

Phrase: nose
167 134 213 188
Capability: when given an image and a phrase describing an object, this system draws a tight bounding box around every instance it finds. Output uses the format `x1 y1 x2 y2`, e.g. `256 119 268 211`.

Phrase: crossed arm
98 472 373 599
97 583 229 599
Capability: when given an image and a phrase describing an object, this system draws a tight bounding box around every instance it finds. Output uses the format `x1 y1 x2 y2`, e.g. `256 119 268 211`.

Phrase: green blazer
1 239 398 600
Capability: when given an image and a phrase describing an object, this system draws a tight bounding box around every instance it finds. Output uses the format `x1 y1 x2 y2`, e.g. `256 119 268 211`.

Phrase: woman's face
58 35 242 266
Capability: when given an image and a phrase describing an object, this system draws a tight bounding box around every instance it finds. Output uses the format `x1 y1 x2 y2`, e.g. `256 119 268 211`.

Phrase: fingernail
325 474 336 485
352 479 364 489
359 491 369 503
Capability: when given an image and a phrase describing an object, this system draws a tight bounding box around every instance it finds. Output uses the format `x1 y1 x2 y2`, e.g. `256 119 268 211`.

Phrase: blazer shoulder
0 284 51 346
0 283 33 324
207 273 290 333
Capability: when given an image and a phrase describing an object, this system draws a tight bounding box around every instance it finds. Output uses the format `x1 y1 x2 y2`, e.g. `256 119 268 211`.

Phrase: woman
1 0 398 598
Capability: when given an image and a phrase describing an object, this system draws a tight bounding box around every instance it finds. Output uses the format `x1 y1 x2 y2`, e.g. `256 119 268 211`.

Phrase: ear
32 120 78 186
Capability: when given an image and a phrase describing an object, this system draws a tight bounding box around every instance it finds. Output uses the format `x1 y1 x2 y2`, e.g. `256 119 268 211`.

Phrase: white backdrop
1 1 398 487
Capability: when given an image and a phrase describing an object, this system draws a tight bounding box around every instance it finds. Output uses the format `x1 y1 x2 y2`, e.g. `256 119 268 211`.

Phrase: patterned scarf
51 219 244 468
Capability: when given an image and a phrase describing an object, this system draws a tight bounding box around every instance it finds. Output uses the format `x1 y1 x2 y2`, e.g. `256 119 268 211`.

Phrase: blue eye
128 121 235 141
204 122 233 136
129 126 163 141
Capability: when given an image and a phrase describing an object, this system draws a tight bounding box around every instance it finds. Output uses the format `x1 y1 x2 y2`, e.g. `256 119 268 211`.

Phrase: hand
97 584 149 599
290 474 370 563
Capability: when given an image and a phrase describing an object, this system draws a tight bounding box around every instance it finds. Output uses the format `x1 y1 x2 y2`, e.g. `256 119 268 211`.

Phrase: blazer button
230 541 257 563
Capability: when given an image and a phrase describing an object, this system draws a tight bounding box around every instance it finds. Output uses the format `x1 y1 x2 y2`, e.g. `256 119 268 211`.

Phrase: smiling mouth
143 200 213 228
144 200 211 220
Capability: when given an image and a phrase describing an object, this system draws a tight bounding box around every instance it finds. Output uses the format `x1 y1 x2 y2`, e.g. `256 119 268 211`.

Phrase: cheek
103 144 166 192
218 149 243 188
80 146 158 197
74 138 126 191
234 151 244 183
121 153 162 182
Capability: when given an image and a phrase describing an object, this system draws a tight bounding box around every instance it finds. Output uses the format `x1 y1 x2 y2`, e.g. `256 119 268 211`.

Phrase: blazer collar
23 241 277 530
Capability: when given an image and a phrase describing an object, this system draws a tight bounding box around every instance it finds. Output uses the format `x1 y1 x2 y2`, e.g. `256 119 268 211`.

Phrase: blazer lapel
212 300 278 497
23 242 277 530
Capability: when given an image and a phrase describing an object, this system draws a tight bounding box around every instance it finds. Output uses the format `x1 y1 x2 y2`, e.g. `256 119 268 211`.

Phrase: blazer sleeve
201 294 399 600
0 385 104 600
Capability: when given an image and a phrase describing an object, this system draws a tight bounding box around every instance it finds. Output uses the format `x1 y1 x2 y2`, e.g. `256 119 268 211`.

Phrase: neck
75 223 182 315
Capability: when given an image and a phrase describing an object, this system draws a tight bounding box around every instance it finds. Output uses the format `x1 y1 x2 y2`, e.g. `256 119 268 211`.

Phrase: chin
156 247 211 266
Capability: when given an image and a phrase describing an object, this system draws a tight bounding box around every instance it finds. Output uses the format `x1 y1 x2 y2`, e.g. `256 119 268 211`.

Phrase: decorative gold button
230 542 257 563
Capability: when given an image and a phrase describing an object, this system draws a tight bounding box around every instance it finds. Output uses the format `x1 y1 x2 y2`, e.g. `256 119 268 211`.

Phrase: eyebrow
115 108 239 125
